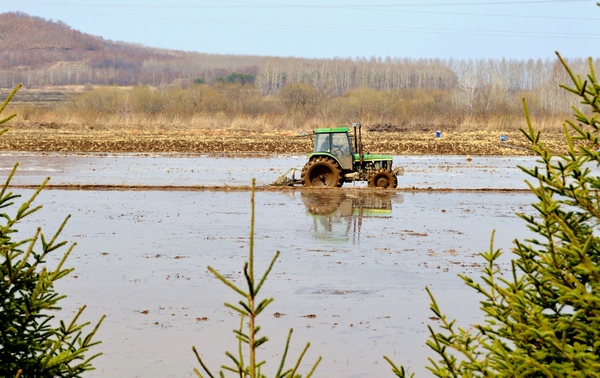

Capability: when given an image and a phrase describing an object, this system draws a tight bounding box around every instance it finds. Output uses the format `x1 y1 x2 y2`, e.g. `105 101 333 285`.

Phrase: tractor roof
313 127 349 134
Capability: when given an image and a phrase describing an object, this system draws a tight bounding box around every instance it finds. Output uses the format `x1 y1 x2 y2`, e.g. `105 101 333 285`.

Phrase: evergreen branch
305 355 322 378
287 341 311 378
275 329 293 378
224 302 248 316
235 316 245 375
384 356 414 378
48 243 76 282
207 266 247 297
243 261 254 298
520 98 540 146
255 251 280 295
15 226 40 273
43 214 71 253
81 313 106 349
0 83 21 120
0 162 18 200
0 113 16 125
249 178 255 282
43 306 87 364
15 176 49 220
192 346 215 378
254 298 274 316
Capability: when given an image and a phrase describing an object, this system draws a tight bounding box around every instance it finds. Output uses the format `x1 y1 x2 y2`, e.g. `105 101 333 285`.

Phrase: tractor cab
312 127 354 170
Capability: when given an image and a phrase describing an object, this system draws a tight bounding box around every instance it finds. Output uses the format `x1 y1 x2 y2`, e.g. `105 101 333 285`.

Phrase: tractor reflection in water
301 190 402 244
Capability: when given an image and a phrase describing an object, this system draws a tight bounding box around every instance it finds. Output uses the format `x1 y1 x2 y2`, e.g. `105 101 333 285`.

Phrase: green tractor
300 123 402 188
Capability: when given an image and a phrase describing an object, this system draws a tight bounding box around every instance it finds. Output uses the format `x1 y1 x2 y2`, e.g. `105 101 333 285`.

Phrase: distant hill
0 12 262 87
0 11 573 105
0 12 104 61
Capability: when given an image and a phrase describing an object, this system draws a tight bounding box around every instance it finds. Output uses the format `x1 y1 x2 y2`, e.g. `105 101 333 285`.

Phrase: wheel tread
301 156 343 187
367 168 398 188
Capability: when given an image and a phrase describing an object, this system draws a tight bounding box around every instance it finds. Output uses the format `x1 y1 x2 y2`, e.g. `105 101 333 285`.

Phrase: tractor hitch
272 168 302 186
393 166 405 176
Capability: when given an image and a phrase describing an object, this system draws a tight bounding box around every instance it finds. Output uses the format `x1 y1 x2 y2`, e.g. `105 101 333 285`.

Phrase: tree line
53 56 597 130
7 55 598 124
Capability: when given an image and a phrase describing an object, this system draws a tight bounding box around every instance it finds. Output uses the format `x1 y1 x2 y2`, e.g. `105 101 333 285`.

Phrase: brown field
0 85 576 155
0 120 570 155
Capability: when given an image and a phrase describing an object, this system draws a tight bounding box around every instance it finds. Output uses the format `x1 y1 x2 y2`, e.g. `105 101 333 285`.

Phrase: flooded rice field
2 151 533 189
1 152 575 377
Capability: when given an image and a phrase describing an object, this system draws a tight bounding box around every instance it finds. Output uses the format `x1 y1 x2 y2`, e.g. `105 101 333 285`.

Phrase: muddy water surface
2 152 534 189
4 152 574 377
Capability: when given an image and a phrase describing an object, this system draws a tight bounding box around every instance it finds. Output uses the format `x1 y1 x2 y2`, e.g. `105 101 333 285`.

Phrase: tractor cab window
314 132 352 158
315 133 331 153
331 132 352 157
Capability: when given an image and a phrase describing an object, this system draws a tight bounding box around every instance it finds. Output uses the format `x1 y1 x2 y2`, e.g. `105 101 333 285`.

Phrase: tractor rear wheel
301 157 343 187
367 168 398 188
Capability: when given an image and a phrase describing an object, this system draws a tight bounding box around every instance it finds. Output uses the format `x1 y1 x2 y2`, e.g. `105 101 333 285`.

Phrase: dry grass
2 91 574 155
10 108 568 131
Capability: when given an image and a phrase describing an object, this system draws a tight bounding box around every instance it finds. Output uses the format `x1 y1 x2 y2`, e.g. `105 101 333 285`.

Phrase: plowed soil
0 121 568 155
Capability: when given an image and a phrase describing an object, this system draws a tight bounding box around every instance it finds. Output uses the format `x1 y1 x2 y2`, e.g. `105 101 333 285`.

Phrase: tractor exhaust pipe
353 122 363 165
352 122 358 153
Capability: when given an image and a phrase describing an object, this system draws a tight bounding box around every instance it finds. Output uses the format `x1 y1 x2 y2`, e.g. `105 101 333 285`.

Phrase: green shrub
131 86 165 116
279 83 321 117
63 86 125 117
386 51 600 377
0 84 105 377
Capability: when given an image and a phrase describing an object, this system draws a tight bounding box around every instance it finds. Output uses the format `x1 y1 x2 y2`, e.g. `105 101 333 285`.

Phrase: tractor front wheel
368 168 398 188
301 157 343 187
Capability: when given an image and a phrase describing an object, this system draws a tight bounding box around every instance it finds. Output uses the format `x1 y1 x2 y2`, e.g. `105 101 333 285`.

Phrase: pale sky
1 1 599 60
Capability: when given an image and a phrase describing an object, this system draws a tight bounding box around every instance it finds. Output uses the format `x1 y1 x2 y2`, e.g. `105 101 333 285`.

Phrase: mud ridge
12 184 530 192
